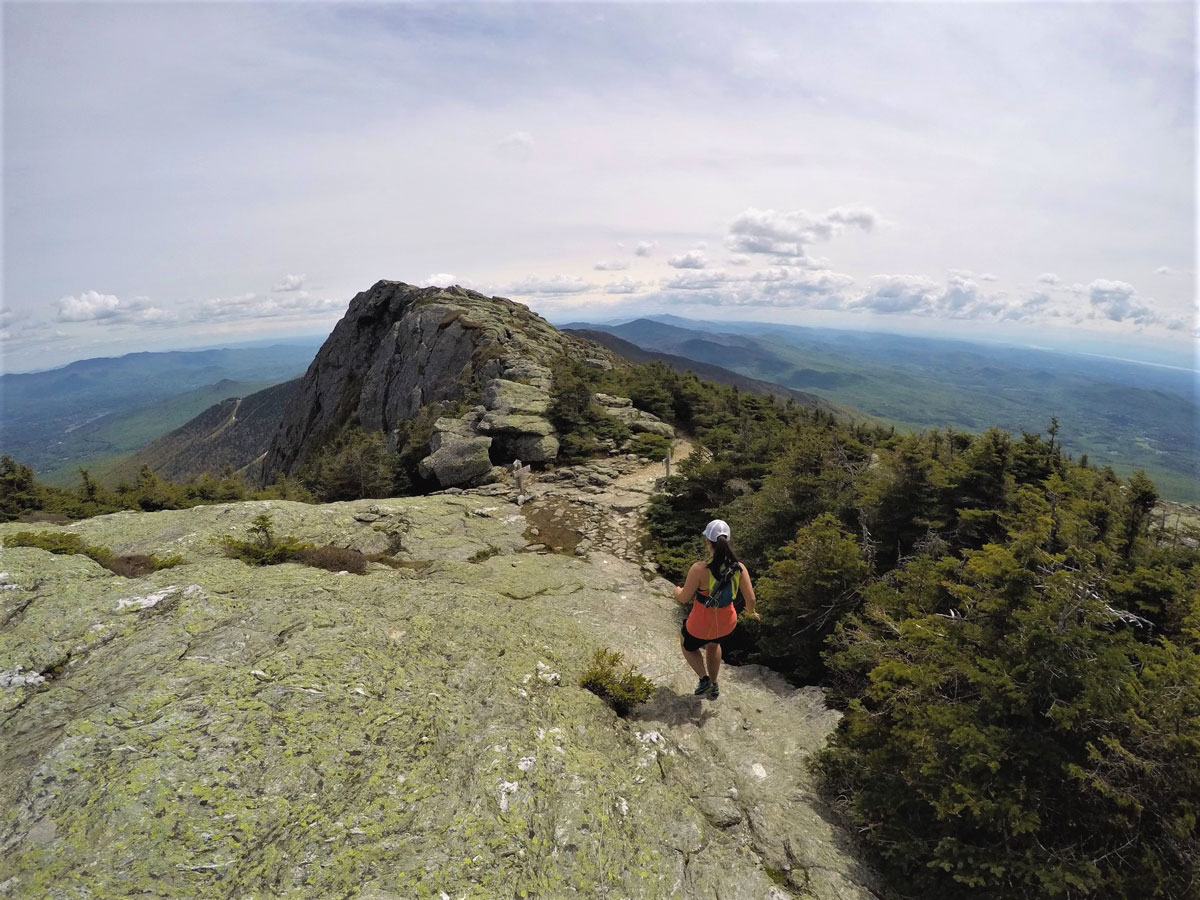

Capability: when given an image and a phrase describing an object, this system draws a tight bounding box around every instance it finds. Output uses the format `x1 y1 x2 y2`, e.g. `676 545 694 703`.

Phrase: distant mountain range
569 316 1199 502
0 343 319 484
563 329 842 416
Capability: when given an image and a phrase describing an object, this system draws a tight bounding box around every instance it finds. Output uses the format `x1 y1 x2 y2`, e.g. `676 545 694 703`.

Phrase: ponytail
709 535 739 573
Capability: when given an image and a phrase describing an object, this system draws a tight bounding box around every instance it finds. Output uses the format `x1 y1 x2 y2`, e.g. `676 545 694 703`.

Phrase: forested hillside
578 316 1199 503
3 348 1196 900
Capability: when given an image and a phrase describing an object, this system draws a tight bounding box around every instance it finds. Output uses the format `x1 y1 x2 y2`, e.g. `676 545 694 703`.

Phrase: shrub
2 530 182 577
468 545 501 563
106 553 185 578
580 648 654 716
3 530 113 568
298 545 368 575
628 432 672 461
218 513 312 566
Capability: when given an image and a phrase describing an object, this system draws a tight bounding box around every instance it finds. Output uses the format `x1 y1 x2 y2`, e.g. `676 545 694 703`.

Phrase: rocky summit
0 453 880 900
259 282 667 489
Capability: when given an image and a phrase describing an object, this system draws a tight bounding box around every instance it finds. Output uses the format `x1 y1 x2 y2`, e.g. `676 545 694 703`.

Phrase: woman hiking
673 519 758 699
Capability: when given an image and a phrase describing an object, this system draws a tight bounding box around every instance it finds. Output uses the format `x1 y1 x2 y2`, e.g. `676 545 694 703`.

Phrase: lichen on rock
0 489 878 900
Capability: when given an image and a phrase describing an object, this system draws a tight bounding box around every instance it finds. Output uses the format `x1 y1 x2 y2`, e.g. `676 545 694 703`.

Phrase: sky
2 1 1196 373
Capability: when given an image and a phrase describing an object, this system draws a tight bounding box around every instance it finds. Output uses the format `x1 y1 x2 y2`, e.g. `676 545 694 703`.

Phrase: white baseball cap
702 519 731 541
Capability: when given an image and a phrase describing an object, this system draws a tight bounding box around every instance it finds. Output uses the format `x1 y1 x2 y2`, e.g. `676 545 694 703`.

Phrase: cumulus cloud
667 250 708 269
727 254 752 266
634 241 656 257
605 277 645 295
1080 279 1167 327
57 290 169 325
495 130 535 161
58 290 123 322
420 273 459 287
593 260 629 271
727 204 880 257
850 273 1019 320
505 275 593 295
272 273 307 292
1037 272 1061 285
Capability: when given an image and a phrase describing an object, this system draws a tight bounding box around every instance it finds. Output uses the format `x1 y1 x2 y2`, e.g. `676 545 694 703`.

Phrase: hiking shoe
707 681 720 700
693 676 712 696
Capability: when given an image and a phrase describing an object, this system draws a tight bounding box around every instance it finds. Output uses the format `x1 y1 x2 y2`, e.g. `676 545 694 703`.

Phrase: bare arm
740 563 759 619
673 562 707 605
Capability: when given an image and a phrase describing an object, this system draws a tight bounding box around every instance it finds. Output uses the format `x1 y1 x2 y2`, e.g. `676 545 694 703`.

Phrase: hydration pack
703 561 740 609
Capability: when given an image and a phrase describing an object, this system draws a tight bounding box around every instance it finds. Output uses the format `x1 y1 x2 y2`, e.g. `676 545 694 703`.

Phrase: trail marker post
513 459 532 501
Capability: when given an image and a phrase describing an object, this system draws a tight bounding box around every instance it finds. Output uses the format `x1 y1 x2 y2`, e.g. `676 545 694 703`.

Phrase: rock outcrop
260 282 616 484
595 393 676 438
0 457 880 900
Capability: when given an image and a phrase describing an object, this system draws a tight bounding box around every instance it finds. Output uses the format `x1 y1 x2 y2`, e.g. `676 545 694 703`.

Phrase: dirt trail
516 438 694 568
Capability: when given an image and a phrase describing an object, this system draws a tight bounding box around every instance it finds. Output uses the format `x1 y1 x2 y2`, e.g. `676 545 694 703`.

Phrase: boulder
482 379 551 416
603 405 676 438
418 430 494 486
594 392 632 408
476 412 555 437
507 433 560 463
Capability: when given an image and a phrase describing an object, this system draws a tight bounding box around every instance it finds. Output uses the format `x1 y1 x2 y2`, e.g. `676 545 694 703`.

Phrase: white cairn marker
513 459 532 503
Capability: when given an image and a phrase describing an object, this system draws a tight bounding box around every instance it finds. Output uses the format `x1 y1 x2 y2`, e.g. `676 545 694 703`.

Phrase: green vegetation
0 454 313 523
216 513 373 575
548 358 632 461
627 432 672 461
632 360 1200 899
2 530 183 577
579 648 655 716
218 513 313 566
468 545 502 563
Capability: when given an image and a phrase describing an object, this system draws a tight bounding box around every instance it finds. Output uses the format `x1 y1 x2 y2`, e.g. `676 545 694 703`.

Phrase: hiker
673 519 758 700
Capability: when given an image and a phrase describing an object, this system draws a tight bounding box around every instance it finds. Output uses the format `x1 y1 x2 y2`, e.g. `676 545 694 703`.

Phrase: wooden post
663 453 671 480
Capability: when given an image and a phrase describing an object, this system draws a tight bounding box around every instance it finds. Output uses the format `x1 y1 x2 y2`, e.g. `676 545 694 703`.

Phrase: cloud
421 273 459 287
634 241 656 257
605 277 645 294
505 274 593 295
667 250 708 269
196 291 345 322
727 254 751 266
664 270 730 290
495 130 535 161
658 265 855 307
1081 279 1165 326
57 290 169 324
850 273 1022 320
1037 272 1061 285
593 260 629 271
272 273 307 292
949 268 997 282
727 204 880 257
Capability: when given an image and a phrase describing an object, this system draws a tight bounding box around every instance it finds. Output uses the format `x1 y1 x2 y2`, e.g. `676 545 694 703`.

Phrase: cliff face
0 456 880 900
259 281 615 483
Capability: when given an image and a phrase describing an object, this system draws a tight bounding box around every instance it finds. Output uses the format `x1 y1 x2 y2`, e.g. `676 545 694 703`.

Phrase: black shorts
681 621 733 653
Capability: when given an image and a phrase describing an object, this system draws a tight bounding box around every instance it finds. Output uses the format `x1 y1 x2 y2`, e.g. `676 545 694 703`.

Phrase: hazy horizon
3 3 1195 375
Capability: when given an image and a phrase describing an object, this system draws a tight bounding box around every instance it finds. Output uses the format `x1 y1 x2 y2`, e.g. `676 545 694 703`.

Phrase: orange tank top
684 572 739 640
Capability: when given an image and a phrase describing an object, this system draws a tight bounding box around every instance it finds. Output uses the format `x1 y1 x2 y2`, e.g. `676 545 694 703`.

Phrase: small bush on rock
4 530 113 569
580 648 654 716
218 513 312 566
298 545 368 575
3 530 182 577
